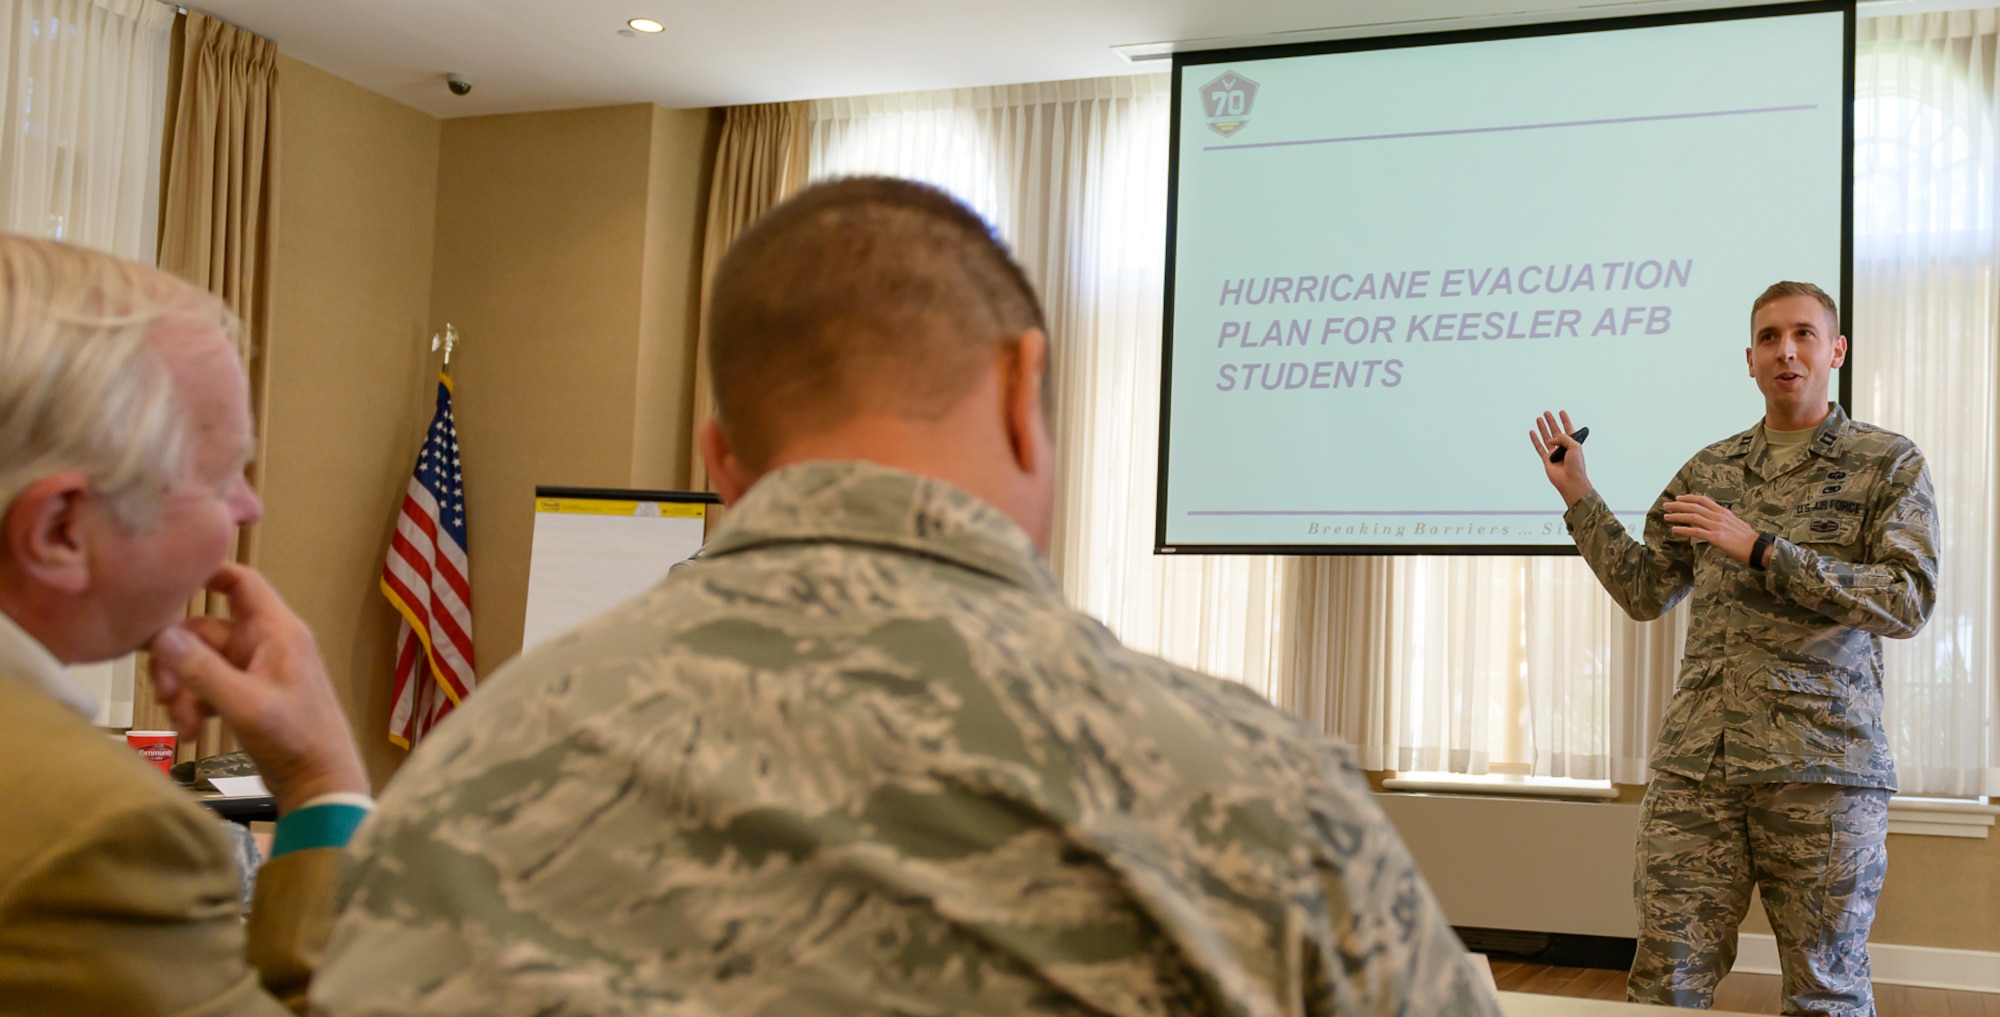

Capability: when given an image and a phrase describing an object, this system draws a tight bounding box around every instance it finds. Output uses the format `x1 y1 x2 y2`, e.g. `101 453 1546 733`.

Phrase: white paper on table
207 775 270 798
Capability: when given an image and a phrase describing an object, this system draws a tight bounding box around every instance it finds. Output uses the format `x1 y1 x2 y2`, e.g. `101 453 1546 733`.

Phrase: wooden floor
1490 960 2000 1015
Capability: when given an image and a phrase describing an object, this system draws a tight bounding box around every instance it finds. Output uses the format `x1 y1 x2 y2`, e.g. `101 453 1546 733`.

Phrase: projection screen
1157 1 1852 554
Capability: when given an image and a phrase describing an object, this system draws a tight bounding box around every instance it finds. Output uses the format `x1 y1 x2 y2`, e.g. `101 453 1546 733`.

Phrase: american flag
382 374 474 748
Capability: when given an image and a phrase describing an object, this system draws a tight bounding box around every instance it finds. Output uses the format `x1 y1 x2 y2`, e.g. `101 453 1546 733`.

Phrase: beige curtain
0 0 175 729
1851 10 2000 796
0 0 175 256
132 11 279 758
802 78 1301 695
1281 556 1681 784
688 101 808 492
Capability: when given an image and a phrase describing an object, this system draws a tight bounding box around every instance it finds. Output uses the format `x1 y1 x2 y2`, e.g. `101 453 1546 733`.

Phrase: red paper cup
125 730 177 773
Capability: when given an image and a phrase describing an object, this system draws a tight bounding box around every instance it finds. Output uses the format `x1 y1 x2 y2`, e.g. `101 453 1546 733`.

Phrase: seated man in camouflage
315 177 1498 1017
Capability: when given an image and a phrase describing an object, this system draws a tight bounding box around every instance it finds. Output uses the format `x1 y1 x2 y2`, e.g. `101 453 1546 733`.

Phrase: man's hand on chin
147 564 367 812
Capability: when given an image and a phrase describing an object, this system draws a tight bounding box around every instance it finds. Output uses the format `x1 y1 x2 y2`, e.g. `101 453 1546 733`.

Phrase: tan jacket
0 676 344 1015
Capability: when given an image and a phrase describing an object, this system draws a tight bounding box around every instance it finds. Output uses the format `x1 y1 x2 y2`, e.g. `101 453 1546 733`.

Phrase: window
1849 44 1999 800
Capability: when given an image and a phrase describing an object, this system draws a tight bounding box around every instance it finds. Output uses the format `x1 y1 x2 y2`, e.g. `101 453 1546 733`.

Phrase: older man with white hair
0 235 372 1015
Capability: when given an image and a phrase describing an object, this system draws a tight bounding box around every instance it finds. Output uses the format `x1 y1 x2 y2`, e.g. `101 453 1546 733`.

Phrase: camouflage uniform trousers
1629 755 1889 1016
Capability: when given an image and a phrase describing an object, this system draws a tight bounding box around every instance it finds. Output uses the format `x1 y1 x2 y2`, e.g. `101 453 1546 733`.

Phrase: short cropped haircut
1752 281 1839 332
0 234 239 529
706 177 1047 468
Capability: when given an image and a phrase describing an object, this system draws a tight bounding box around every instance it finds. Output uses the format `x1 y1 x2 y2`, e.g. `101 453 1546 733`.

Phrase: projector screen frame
1154 0 1856 557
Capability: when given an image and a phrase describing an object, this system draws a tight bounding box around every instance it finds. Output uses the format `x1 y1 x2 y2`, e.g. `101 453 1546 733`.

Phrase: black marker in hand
1549 425 1589 463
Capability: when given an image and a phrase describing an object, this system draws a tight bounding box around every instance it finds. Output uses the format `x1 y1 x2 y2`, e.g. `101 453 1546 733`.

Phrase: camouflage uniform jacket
1564 404 1938 791
314 461 1496 1017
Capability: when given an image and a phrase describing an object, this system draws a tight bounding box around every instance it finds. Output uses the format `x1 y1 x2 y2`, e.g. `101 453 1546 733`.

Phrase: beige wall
632 106 721 490
1367 772 2000 953
430 104 717 678
265 67 712 788
1876 832 2000 949
261 57 440 790
1740 830 2000 951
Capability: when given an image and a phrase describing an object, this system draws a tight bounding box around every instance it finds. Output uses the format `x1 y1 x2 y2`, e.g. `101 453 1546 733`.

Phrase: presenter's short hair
1751 281 1838 331
0 235 240 528
706 176 1046 468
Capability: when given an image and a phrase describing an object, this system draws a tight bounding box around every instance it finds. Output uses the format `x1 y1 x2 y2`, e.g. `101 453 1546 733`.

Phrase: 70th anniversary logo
1199 71 1259 138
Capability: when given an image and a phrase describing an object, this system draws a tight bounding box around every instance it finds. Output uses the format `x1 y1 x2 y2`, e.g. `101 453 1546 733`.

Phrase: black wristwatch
1750 531 1776 570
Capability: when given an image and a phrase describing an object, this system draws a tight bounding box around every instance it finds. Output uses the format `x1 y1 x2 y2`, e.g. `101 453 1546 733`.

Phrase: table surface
192 789 277 824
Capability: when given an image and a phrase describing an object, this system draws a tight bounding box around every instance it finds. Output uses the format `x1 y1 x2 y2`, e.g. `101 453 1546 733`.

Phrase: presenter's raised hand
147 563 368 813
1663 494 1760 564
1529 410 1593 508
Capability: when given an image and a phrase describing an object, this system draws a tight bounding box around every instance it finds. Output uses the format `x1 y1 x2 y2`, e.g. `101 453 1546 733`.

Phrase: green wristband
270 802 369 857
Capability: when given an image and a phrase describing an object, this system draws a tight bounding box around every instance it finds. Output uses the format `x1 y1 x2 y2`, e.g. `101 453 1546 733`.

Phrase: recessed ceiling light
627 18 665 33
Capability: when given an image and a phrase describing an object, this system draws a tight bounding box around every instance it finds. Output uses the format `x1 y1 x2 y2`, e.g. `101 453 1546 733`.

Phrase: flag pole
430 323 459 376
388 323 474 749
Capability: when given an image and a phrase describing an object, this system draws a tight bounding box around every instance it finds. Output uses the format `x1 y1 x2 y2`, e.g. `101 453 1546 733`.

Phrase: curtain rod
168 2 276 44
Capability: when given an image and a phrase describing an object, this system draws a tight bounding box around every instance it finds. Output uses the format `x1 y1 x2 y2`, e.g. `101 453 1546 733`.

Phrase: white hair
0 234 240 529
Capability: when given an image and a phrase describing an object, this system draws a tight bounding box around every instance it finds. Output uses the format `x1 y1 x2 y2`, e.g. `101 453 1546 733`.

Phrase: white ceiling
191 0 1897 118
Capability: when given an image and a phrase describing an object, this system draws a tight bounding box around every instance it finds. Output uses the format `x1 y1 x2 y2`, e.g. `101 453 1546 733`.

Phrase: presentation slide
1160 4 1848 552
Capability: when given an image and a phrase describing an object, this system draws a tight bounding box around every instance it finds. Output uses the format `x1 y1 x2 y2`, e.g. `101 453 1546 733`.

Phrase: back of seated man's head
0 235 259 663
699 177 1059 547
